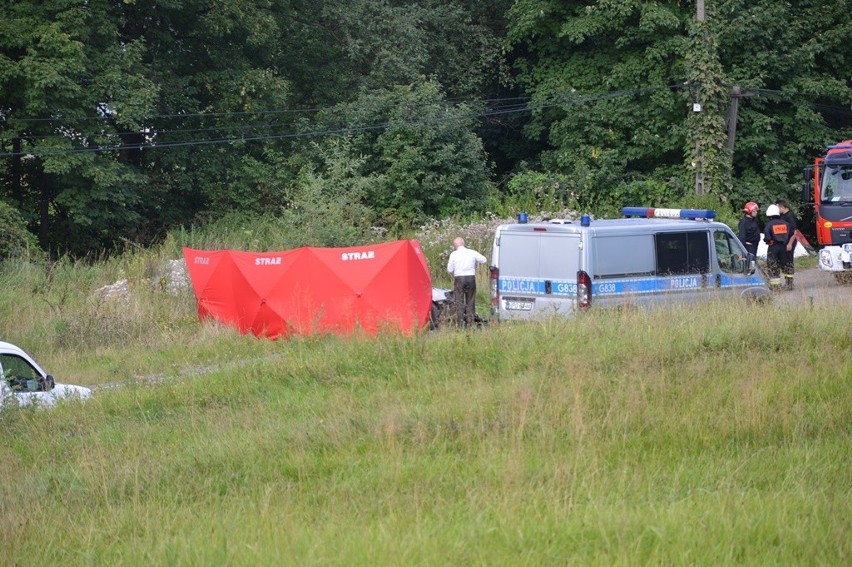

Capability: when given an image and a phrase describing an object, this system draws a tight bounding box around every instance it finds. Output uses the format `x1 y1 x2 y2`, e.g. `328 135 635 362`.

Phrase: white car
0 340 91 409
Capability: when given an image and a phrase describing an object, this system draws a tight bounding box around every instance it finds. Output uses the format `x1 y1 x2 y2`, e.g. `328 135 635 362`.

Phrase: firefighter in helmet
763 204 792 291
738 201 760 257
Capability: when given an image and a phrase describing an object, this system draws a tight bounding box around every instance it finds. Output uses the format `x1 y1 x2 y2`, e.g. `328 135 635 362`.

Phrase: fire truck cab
802 141 852 281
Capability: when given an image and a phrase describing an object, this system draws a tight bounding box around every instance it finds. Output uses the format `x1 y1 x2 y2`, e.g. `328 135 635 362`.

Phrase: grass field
1 248 850 565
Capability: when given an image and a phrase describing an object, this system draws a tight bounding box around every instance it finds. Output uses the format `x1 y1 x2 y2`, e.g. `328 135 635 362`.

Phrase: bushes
0 201 41 261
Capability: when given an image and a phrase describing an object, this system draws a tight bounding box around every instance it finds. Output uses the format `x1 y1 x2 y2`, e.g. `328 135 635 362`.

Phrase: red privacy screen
183 240 433 338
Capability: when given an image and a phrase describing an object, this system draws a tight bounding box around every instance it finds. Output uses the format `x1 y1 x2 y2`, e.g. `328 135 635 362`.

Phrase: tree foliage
505 0 852 211
0 0 849 256
714 0 852 209
0 0 157 252
0 199 40 260
308 81 496 229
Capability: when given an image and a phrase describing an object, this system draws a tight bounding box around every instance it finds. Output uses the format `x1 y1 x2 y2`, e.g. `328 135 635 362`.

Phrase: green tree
119 0 294 225
506 0 694 210
1 0 517 255
278 139 378 248
308 0 509 103
504 0 852 213
0 0 157 254
0 199 40 260
309 81 497 230
715 0 852 208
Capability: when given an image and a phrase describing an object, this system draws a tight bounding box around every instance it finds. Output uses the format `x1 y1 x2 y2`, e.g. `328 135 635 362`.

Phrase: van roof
496 218 727 235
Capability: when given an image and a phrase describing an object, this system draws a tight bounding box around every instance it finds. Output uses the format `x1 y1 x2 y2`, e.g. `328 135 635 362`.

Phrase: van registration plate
505 300 533 311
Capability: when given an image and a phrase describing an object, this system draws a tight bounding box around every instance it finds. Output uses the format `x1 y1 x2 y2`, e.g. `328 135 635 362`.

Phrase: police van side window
655 232 710 275
593 235 655 278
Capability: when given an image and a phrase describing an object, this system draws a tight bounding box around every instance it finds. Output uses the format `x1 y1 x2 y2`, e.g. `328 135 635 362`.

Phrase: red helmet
743 201 758 214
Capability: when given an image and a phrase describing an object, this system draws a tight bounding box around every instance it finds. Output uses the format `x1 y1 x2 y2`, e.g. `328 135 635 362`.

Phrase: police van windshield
821 165 852 203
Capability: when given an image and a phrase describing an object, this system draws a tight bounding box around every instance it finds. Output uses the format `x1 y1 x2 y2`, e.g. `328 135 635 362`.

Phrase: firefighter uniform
763 211 791 291
779 207 797 290
738 213 760 257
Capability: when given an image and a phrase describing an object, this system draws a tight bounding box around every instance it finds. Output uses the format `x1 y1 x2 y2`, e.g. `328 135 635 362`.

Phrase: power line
7 100 539 143
1 96 539 145
2 83 848 158
0 106 537 158
1 103 544 157
2 95 538 125
0 87 677 157
3 106 327 124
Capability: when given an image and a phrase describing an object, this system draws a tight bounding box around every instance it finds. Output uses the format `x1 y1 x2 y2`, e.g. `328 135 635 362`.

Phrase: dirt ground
767 263 852 308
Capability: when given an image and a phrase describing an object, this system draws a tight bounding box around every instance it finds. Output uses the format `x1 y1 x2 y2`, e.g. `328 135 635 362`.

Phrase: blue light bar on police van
621 207 716 220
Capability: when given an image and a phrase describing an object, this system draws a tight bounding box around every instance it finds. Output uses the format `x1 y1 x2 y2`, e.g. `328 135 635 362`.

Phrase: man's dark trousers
453 275 476 327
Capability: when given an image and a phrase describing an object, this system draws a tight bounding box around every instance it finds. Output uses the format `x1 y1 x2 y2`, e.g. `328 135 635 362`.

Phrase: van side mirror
44 375 55 391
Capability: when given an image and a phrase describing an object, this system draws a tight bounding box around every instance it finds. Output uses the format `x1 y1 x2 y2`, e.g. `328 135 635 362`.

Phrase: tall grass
1 262 850 565
1 224 849 564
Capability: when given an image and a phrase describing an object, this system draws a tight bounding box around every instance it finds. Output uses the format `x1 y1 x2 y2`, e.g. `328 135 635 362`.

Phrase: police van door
653 230 714 305
712 228 769 299
497 230 581 319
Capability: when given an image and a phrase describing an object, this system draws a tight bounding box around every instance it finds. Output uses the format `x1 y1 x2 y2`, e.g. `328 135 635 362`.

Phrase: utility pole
11 137 22 203
694 0 706 196
694 102 705 196
725 85 740 155
688 0 729 197
725 86 757 156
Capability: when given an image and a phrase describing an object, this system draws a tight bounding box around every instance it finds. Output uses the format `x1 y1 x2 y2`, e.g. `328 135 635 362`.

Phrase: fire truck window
840 169 852 200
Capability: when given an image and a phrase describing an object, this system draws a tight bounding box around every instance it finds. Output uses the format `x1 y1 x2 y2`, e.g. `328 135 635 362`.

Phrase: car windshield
821 165 852 203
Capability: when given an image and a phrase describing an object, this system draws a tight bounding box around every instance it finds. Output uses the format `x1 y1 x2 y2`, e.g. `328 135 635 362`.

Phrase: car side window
655 231 710 275
713 230 746 274
0 354 43 392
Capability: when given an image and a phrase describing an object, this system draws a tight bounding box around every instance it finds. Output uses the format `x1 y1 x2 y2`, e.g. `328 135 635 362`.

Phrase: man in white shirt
446 236 487 327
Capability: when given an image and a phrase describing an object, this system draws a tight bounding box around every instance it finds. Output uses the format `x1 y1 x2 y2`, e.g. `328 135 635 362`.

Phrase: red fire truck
802 140 852 282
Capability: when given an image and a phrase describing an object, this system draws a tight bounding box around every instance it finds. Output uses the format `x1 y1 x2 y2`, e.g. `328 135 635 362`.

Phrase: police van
489 207 770 320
